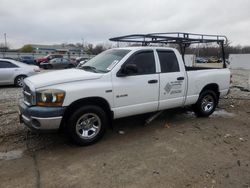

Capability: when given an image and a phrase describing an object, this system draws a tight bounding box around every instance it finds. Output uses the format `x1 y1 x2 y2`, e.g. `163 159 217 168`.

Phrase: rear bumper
19 101 66 131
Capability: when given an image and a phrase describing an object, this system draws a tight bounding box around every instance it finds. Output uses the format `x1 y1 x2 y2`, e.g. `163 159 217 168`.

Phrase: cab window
124 51 156 75
157 50 180 73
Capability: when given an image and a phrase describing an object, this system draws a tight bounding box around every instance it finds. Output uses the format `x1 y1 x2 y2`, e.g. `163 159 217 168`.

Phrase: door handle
177 77 184 80
148 79 158 84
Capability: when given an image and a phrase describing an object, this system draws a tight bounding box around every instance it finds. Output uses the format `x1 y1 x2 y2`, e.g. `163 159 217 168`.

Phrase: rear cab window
157 50 180 73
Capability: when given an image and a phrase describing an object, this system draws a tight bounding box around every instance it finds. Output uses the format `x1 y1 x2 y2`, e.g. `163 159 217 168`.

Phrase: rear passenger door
157 50 186 110
0 61 19 84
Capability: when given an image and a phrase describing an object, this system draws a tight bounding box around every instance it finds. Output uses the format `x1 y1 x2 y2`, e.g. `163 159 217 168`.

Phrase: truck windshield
78 49 130 73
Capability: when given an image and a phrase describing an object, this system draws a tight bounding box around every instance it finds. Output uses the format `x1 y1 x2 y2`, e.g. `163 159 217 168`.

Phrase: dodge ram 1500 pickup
19 33 231 145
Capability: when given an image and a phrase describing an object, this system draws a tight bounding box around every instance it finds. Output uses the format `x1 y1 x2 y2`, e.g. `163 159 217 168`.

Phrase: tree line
1 41 250 57
16 43 113 55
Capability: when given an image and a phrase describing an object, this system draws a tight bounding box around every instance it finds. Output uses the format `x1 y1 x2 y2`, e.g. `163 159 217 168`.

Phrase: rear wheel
67 64 74 69
193 90 218 117
67 105 107 146
47 64 53 69
14 75 26 87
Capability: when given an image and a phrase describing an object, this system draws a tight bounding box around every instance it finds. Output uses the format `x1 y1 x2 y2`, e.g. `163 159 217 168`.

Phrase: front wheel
47 64 53 69
14 75 26 87
193 90 218 117
67 105 107 146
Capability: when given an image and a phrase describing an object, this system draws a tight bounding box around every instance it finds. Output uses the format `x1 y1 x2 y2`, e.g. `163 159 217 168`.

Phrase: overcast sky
1 0 250 48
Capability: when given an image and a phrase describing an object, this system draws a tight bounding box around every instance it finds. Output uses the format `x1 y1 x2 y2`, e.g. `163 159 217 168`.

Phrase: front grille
23 84 31 93
23 83 33 106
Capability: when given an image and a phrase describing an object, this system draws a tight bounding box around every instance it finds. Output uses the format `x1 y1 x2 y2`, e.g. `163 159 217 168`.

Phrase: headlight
36 89 65 107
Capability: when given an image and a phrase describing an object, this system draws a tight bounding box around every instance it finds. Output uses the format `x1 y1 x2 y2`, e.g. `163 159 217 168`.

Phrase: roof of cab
111 46 176 51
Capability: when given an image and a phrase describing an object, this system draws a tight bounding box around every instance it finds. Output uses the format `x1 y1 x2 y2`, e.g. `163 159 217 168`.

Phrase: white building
229 54 250 70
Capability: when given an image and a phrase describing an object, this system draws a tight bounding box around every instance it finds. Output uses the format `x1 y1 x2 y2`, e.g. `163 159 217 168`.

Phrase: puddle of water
211 109 235 118
0 150 23 160
168 110 196 120
183 111 196 118
168 109 234 120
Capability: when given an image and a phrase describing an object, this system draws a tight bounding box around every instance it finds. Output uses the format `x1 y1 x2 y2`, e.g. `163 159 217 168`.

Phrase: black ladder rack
109 32 228 68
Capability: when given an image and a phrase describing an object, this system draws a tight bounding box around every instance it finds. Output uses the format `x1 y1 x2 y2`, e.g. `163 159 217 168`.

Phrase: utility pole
81 38 85 56
4 33 7 51
81 38 84 48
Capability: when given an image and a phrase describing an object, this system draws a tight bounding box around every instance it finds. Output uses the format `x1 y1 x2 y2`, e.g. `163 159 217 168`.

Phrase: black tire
47 64 53 69
193 90 218 117
14 75 27 87
42 65 47 69
67 64 74 69
67 105 107 146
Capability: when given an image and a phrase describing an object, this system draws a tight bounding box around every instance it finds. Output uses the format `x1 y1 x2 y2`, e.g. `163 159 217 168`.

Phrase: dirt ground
0 69 250 188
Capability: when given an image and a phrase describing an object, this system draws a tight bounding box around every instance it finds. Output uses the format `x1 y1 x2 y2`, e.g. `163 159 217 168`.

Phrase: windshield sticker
107 60 119 70
164 80 183 94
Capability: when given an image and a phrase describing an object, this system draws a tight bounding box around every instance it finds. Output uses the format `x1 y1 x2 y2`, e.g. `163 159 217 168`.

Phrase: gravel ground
0 69 249 188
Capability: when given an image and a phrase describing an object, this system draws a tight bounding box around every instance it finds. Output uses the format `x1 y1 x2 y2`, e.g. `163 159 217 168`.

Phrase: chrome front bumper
20 114 62 131
19 101 65 131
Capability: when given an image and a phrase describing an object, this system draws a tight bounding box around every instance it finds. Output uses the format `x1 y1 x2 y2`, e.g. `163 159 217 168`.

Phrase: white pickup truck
19 46 231 145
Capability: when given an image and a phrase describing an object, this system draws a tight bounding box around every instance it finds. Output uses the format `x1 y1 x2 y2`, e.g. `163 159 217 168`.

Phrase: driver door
112 50 160 118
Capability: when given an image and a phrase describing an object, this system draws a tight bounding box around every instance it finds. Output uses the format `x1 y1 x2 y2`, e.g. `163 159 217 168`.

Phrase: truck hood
25 69 103 88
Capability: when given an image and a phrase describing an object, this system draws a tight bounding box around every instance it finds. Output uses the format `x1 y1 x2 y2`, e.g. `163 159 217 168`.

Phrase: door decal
164 80 183 95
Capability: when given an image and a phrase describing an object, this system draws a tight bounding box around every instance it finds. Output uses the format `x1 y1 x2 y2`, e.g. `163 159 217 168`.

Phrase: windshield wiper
80 65 98 72
80 65 108 73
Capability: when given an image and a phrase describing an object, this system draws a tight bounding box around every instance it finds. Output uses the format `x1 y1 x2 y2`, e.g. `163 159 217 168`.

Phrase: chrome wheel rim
76 113 101 139
201 95 214 112
17 77 24 87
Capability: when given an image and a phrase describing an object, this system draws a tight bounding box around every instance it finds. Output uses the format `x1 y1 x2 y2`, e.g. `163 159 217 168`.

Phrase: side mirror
117 64 138 77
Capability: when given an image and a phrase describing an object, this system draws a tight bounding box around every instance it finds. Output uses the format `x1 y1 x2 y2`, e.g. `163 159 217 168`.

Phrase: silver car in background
40 58 76 69
0 59 40 87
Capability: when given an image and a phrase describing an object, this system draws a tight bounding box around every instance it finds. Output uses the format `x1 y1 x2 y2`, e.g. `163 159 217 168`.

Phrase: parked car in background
70 57 76 64
2 57 19 61
196 57 208 63
40 58 76 69
19 56 36 65
77 59 89 68
35 54 63 65
75 57 90 65
208 57 222 63
0 59 40 87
